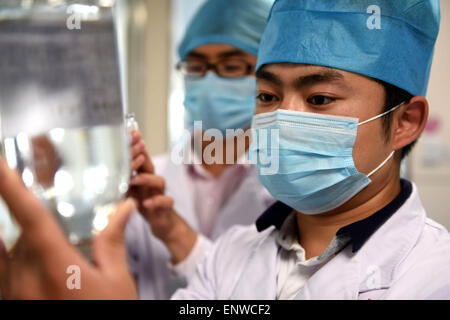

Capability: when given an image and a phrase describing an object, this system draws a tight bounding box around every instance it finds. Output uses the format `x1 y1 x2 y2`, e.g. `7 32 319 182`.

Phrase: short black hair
374 79 416 160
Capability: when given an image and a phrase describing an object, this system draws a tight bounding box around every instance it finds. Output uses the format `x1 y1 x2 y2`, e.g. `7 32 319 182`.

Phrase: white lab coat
125 152 275 299
173 182 450 299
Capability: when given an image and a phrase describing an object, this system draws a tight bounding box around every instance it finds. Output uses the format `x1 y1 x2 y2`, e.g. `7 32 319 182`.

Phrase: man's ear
391 96 429 151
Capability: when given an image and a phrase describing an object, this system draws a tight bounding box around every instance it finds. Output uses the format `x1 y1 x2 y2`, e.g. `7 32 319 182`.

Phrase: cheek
352 122 388 174
254 105 266 114
254 104 278 115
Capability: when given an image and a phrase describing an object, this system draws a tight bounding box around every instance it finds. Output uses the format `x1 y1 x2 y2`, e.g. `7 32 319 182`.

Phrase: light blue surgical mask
249 103 404 215
184 72 256 135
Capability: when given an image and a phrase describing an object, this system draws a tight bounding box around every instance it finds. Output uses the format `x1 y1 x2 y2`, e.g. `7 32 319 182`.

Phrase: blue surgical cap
257 0 441 96
178 0 274 60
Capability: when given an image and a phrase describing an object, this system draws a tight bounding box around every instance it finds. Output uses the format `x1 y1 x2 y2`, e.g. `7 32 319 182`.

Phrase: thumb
92 198 135 269
0 159 65 248
101 198 136 245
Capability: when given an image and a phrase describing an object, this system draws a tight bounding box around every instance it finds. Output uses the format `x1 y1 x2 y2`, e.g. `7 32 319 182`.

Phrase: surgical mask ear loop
367 150 395 177
358 102 405 126
358 102 404 177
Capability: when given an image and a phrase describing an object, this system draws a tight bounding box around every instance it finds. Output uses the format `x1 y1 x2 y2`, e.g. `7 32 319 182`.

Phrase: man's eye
307 95 335 105
256 93 278 103
187 65 204 72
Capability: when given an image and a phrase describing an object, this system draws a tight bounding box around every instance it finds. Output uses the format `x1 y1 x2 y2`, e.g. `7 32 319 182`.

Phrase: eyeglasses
176 59 254 78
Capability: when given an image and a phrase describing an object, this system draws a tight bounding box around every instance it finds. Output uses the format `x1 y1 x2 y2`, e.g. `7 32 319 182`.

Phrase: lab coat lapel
354 183 425 294
230 228 279 299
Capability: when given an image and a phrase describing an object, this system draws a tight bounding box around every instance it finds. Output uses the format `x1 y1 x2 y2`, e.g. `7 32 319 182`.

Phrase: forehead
257 63 386 102
187 44 255 60
258 63 367 83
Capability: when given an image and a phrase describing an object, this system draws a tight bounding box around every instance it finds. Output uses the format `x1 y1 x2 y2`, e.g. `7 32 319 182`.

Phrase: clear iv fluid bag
0 1 130 251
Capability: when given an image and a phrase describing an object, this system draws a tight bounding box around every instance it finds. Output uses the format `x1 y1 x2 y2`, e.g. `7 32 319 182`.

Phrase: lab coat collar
229 181 426 299
231 183 426 299
295 182 426 298
256 201 292 231
337 179 413 253
256 179 413 254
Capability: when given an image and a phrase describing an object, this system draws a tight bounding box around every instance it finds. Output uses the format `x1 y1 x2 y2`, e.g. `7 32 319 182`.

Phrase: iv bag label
0 19 123 137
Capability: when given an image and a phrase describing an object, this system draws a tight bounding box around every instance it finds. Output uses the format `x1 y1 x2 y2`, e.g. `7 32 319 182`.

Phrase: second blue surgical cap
257 0 441 96
178 0 275 60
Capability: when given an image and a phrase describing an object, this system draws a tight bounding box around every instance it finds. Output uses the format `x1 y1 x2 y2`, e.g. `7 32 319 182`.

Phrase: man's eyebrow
218 49 247 59
293 69 344 89
255 68 282 86
256 67 346 89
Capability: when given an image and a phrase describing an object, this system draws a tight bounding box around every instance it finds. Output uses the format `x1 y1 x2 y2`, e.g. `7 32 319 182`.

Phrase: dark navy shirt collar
255 179 413 253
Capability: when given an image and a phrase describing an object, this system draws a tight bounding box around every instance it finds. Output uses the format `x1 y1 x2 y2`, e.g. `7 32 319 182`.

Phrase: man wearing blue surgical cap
171 0 450 299
170 0 450 299
1 0 450 300
124 0 275 300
